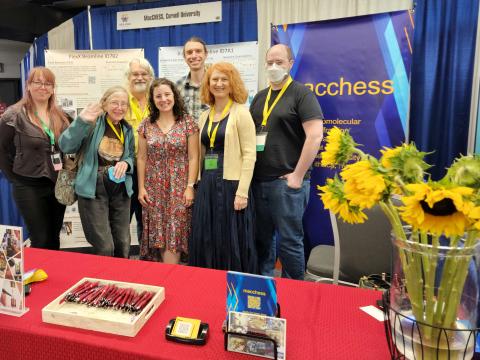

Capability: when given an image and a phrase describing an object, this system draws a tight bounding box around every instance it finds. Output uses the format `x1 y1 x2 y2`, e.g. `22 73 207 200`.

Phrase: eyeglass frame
130 71 151 79
30 80 54 89
108 100 129 109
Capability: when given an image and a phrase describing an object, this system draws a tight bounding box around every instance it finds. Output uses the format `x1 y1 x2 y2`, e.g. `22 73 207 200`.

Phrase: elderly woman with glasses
59 86 135 258
0 66 70 250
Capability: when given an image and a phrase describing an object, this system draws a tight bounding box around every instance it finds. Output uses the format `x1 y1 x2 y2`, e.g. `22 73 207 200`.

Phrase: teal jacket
59 114 134 199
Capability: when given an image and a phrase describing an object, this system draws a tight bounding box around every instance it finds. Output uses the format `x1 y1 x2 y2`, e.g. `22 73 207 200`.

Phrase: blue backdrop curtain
73 10 90 50
0 173 28 238
90 0 257 75
33 33 49 67
409 0 480 179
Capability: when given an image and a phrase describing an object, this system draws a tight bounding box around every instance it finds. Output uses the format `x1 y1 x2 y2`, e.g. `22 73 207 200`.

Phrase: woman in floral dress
137 78 199 264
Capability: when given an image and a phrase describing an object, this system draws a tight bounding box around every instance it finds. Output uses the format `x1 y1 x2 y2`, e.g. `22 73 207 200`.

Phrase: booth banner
117 1 221 31
45 49 144 119
271 10 413 251
159 41 258 105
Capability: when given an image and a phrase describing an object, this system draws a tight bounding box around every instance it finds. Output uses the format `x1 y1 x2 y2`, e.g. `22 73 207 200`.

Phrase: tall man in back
250 44 324 280
125 58 154 245
176 36 209 122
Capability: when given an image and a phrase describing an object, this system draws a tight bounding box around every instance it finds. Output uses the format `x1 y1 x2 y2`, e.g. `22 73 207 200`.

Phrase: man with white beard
124 58 154 247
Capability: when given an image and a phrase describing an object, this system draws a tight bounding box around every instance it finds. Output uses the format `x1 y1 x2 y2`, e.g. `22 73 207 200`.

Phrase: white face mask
266 63 288 84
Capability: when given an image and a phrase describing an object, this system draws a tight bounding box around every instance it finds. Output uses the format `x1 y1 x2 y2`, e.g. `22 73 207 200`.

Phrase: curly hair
200 62 248 106
148 78 186 123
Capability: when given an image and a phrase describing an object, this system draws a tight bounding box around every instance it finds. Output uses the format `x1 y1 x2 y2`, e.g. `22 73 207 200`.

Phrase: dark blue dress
189 115 258 273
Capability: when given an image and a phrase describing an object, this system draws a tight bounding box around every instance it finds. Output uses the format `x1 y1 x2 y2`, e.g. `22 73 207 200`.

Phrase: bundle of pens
62 280 155 314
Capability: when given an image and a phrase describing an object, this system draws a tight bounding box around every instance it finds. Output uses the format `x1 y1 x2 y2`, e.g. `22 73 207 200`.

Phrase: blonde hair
200 62 248 106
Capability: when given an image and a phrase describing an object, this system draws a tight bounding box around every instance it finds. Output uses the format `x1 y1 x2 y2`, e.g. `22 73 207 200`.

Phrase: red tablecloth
0 248 390 359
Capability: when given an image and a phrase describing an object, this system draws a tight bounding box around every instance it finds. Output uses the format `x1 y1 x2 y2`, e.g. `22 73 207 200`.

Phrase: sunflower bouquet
318 127 480 348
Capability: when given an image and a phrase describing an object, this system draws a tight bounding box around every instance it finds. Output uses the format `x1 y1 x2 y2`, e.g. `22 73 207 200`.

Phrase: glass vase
388 228 480 360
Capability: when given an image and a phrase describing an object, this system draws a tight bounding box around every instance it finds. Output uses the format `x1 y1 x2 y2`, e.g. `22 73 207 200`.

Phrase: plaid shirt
176 73 209 123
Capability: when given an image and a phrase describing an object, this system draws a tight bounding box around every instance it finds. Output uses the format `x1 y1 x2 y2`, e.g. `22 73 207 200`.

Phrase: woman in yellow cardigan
189 62 258 273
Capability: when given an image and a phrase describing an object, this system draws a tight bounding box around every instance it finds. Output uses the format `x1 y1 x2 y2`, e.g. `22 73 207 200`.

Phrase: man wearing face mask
250 44 324 280
124 58 154 245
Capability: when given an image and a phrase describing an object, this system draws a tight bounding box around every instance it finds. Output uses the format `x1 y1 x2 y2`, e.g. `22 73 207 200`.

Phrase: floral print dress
138 115 198 260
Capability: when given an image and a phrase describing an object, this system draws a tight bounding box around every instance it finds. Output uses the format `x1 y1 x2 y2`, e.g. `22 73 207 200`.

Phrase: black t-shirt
249 80 323 180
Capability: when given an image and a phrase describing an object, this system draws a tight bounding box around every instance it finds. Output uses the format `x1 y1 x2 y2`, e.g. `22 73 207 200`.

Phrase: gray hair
124 58 155 80
100 85 130 110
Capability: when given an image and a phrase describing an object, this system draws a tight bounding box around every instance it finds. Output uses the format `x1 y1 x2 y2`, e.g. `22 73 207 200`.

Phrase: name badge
51 152 63 171
256 131 268 152
204 153 218 170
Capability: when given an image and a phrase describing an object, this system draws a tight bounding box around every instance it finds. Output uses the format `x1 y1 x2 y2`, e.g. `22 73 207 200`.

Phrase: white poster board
59 205 139 249
0 225 28 316
45 49 144 119
159 41 259 105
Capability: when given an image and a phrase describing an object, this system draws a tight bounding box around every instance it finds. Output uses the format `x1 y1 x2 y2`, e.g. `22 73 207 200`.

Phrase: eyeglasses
109 101 128 109
31 81 54 89
131 72 150 78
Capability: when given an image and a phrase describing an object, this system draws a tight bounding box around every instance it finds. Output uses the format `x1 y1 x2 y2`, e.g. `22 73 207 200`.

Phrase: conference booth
2 0 480 359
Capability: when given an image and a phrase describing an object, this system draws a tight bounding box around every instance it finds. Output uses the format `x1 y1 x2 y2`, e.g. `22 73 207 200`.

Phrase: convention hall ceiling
0 0 159 43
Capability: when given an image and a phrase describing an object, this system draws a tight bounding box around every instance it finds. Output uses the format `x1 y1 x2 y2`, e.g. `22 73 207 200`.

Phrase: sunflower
321 127 357 168
468 206 480 230
380 146 402 168
340 160 386 209
444 155 480 188
380 143 429 184
399 183 474 236
318 178 367 224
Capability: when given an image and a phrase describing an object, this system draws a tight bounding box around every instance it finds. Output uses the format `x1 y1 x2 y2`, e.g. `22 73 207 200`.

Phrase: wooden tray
42 277 165 337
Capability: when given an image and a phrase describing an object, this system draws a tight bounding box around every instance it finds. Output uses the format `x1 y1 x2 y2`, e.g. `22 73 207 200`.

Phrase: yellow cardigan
198 102 256 198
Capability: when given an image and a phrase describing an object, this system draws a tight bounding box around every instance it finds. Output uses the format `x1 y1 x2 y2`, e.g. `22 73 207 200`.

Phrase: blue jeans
253 179 310 280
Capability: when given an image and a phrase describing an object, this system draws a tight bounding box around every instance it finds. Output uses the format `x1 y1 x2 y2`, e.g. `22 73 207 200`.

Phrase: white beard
133 83 147 93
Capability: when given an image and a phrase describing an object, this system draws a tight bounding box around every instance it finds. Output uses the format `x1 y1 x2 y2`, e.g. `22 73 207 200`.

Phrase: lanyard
261 76 293 128
130 96 148 123
207 98 233 149
106 117 125 144
34 111 55 146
